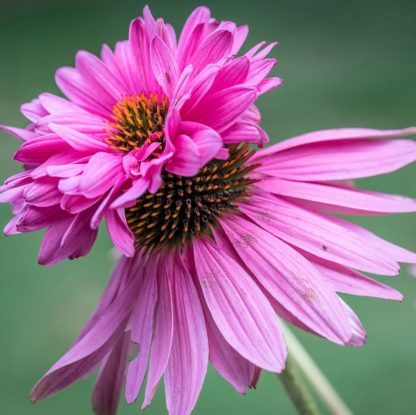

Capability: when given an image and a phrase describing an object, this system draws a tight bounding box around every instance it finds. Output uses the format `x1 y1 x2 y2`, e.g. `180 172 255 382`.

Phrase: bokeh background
0 0 415 413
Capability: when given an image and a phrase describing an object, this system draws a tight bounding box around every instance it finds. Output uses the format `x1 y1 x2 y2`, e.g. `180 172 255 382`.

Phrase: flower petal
49 123 108 153
111 178 149 209
92 332 130 415
193 238 286 371
257 178 416 214
190 30 233 73
220 215 352 344
125 256 158 403
166 134 201 176
241 194 403 275
189 86 257 133
78 152 124 198
151 36 179 97
106 208 135 257
142 262 174 409
165 253 208 415
30 272 139 402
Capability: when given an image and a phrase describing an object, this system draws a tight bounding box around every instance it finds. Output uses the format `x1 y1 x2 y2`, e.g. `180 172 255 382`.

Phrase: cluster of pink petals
30 127 416 415
0 6 280 264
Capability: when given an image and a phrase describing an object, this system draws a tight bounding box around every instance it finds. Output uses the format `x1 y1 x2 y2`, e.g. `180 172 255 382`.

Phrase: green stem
282 324 352 415
279 354 320 415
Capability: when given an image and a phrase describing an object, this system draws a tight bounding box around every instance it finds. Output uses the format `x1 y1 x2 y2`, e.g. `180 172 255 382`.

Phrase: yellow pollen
105 92 168 153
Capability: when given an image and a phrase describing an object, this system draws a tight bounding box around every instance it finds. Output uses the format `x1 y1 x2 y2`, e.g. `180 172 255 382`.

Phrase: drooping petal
309 256 403 301
241 194 404 276
30 272 139 402
201 290 255 394
142 261 174 409
256 178 416 214
125 256 158 403
256 127 416 157
165 253 208 415
92 332 130 415
220 215 352 344
193 238 286 372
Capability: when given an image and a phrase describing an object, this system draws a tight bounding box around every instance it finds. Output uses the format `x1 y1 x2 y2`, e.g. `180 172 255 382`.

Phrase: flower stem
279 354 320 415
282 323 353 415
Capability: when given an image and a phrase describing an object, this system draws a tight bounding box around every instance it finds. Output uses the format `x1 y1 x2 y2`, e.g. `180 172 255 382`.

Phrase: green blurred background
0 0 415 413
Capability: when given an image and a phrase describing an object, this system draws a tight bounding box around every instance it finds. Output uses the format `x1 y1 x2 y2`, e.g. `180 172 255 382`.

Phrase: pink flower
30 127 416 415
0 6 281 265
2 5 416 415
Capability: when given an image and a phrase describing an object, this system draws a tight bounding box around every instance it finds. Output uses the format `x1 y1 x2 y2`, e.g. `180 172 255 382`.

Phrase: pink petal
178 6 211 68
165 253 208 415
151 36 179 97
49 123 108 153
38 214 74 265
191 30 233 73
247 59 276 86
14 134 72 164
189 86 257 133
92 332 130 415
257 178 416 214
35 112 106 135
47 163 86 179
24 178 62 207
60 210 98 259
76 51 125 103
257 127 416 157
192 129 223 165
30 272 139 402
241 194 402 275
222 122 263 144
106 208 135 257
111 178 149 209
202 292 255 394
220 215 352 344
60 194 99 214
20 98 48 122
129 18 158 94
0 125 37 141
193 238 286 371
55 67 110 117
166 134 201 176
231 25 249 54
211 57 250 91
257 77 283 94
16 205 61 232
310 257 403 301
340 300 367 346
38 92 87 115
78 153 124 198
125 256 158 403
181 64 220 113
142 262 174 408
256 138 416 181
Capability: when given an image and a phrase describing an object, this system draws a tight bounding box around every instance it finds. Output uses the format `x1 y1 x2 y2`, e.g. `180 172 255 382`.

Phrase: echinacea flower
0 5 280 265
29 125 416 415
2 5 416 415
